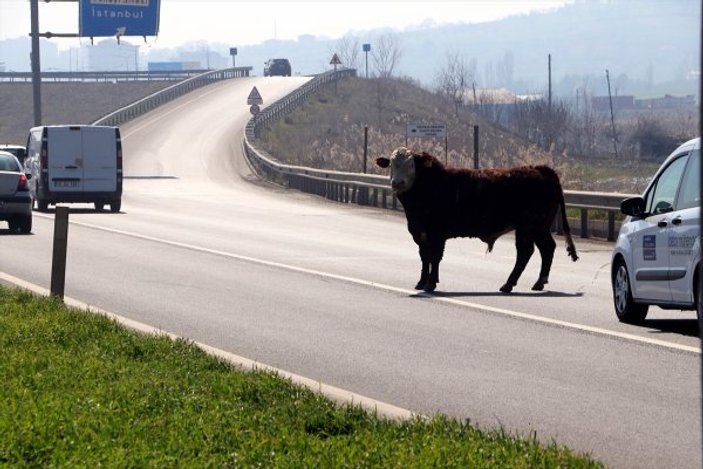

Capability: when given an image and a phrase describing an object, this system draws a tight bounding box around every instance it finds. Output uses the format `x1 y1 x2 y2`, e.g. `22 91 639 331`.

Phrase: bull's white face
387 147 416 194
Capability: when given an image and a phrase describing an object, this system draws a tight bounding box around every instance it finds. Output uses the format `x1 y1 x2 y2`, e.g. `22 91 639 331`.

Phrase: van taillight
40 146 47 170
17 174 28 191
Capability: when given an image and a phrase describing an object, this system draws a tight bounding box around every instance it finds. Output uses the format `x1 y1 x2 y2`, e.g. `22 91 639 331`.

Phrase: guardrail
91 67 250 127
243 69 637 242
0 68 252 83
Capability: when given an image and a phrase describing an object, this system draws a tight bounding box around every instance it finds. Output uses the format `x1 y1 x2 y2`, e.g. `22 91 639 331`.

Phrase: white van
25 125 122 212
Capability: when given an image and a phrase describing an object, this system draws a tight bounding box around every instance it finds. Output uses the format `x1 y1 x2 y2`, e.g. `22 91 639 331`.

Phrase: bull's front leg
415 242 431 290
424 238 446 292
414 237 445 292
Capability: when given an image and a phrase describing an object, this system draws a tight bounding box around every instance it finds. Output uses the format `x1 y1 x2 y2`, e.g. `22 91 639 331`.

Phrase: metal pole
548 53 552 110
697 0 702 460
606 69 619 158
473 125 479 169
51 207 70 300
30 0 42 126
363 126 368 173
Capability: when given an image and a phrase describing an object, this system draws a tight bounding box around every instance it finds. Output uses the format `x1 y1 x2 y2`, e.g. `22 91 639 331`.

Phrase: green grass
0 285 605 468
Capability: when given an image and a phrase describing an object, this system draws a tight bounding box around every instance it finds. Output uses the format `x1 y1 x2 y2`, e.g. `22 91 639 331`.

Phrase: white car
611 137 700 323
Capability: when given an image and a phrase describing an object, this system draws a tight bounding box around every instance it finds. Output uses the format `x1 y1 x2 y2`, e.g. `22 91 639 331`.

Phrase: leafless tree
368 34 403 131
510 98 571 152
435 51 474 117
334 34 361 70
370 34 402 78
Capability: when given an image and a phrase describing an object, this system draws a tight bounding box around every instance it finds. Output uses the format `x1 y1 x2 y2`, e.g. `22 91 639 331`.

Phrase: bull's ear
376 157 390 168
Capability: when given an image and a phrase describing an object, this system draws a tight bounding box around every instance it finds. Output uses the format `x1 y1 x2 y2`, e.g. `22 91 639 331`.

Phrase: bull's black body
377 150 578 293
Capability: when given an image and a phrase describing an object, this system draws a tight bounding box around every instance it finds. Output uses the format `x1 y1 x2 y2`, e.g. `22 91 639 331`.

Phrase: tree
334 34 361 70
436 51 474 117
370 34 402 79
369 34 403 131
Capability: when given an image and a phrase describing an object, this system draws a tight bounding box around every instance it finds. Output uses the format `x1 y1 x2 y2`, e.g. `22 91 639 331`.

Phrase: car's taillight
17 173 28 191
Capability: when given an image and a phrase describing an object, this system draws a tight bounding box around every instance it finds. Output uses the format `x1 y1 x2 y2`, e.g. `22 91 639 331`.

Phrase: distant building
147 61 203 72
86 40 140 71
591 95 635 112
635 94 697 110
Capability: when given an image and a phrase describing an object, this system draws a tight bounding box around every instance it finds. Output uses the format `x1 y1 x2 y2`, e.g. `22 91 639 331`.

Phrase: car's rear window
0 154 20 171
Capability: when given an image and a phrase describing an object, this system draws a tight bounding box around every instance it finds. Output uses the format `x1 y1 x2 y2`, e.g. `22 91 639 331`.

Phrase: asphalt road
1 76 701 469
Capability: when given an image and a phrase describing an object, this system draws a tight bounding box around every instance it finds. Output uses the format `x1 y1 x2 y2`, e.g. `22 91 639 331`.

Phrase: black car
0 145 27 168
264 58 292 77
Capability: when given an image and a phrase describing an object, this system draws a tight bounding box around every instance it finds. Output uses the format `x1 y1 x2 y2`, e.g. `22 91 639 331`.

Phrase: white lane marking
0 270 418 422
36 215 702 355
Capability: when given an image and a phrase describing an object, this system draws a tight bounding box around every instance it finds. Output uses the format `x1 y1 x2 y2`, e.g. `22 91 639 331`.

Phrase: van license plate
54 180 79 188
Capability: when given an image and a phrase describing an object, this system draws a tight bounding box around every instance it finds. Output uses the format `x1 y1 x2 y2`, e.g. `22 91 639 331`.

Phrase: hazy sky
0 0 571 50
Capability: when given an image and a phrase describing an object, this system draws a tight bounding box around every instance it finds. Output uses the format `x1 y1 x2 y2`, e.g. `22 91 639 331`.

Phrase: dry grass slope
257 77 661 192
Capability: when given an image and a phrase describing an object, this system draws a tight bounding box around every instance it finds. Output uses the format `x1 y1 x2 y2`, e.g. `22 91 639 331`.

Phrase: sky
0 0 571 50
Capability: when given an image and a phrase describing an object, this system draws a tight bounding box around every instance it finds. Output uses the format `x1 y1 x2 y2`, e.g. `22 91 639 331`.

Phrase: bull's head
376 147 417 194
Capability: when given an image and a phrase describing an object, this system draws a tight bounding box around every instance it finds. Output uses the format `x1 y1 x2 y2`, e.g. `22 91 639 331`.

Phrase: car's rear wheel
612 258 648 323
110 199 121 213
18 215 31 234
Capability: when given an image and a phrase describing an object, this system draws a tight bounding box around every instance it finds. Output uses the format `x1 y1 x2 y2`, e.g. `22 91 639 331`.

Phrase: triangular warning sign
330 53 342 65
247 86 263 105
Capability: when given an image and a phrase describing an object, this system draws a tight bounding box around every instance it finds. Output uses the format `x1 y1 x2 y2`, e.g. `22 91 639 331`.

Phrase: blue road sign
79 0 161 37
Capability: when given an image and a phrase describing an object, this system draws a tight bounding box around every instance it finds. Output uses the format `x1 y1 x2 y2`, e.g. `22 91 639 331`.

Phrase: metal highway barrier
90 67 252 127
243 69 637 242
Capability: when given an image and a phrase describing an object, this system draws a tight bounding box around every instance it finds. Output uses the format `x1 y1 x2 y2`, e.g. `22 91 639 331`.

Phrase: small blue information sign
79 0 161 37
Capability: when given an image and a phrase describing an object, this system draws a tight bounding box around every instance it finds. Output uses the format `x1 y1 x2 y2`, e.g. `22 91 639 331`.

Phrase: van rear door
47 126 84 192
82 126 117 192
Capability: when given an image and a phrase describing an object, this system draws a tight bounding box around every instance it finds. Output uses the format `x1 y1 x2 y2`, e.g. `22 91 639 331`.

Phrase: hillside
0 81 174 144
256 76 660 192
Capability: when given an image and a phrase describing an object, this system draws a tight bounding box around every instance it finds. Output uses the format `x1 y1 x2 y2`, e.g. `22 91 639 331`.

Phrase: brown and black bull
376 147 578 293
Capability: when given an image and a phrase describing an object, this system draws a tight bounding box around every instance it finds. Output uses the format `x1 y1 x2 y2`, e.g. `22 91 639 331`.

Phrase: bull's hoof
531 278 548 291
414 281 425 290
423 282 437 292
499 283 514 293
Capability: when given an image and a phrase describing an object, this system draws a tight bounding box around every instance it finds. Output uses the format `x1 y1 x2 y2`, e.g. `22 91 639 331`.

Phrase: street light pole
30 0 42 126
363 43 371 79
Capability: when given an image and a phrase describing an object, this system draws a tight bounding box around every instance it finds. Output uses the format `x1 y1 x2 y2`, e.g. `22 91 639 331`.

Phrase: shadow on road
644 319 699 338
412 290 584 299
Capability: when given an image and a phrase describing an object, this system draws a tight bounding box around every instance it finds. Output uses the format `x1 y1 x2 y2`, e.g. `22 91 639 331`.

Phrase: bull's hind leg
532 231 557 291
500 230 535 293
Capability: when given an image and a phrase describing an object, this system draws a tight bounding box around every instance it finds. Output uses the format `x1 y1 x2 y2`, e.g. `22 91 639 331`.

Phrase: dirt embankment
0 81 174 145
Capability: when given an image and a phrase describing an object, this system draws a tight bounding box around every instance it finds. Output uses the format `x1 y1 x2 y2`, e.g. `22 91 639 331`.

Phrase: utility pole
606 69 619 158
548 53 552 110
30 0 42 126
363 43 371 79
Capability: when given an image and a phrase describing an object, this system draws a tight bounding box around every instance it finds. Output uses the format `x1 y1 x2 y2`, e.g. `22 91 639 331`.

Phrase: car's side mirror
621 196 646 217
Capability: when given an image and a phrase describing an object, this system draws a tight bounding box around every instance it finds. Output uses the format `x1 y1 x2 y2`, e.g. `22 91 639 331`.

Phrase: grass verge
0 285 605 468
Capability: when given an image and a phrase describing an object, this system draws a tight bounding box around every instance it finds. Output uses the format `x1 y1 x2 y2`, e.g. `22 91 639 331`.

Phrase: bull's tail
557 181 579 262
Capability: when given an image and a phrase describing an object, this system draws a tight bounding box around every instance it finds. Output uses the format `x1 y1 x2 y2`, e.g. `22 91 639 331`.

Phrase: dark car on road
0 144 27 168
0 150 32 233
264 58 292 77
